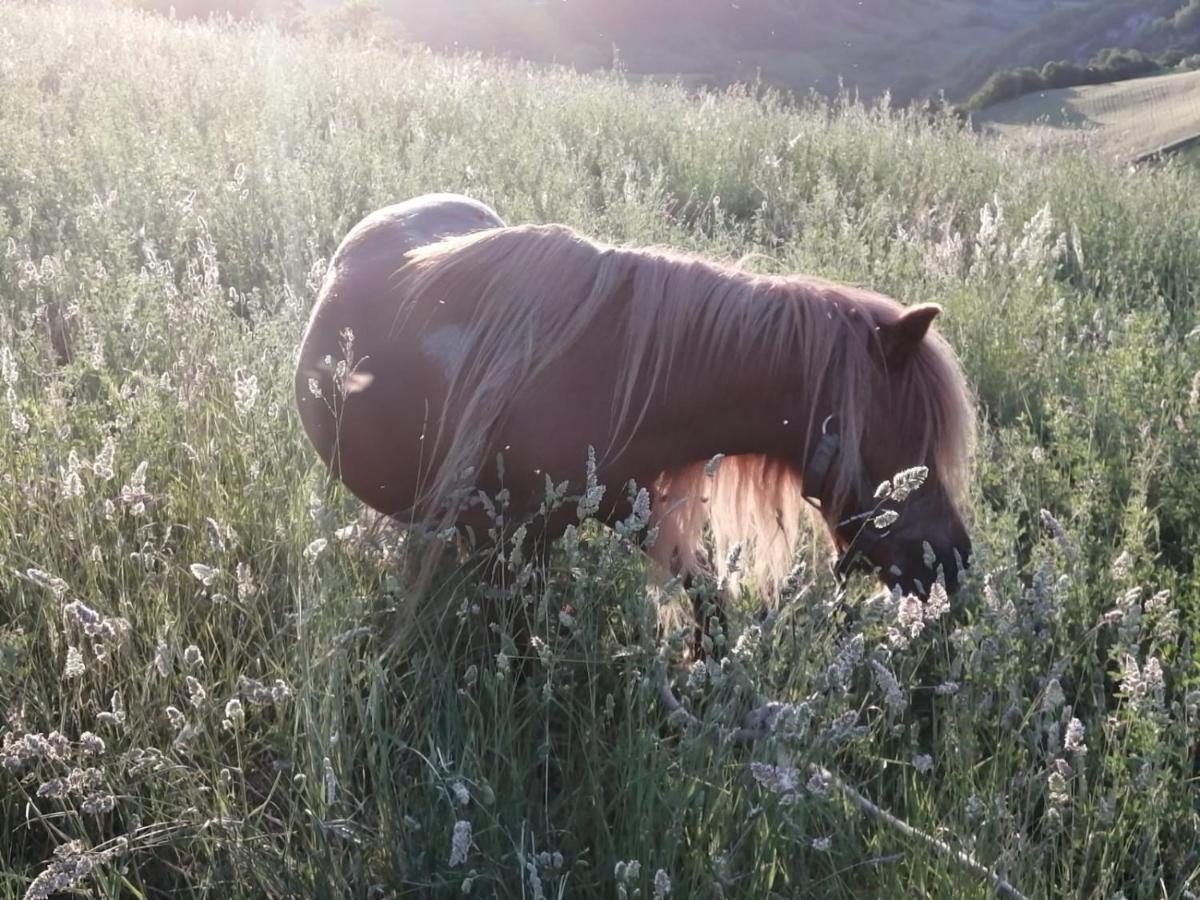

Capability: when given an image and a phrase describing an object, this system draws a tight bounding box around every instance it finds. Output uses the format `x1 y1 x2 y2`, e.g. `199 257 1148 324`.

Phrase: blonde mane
394 223 974 589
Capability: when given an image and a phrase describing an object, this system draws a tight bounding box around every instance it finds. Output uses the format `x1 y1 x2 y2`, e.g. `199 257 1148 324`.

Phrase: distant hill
328 0 1200 105
976 67 1200 163
951 0 1200 103
303 0 1097 104
157 0 1200 109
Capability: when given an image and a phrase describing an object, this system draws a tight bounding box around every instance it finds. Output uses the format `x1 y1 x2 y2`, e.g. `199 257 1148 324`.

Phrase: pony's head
800 300 974 598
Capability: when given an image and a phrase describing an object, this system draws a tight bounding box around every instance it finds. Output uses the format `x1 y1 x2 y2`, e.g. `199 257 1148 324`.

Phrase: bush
968 47 1180 109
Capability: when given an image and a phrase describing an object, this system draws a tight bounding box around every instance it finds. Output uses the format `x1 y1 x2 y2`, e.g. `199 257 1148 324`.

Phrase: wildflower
183 645 204 668
1039 509 1076 562
806 771 832 798
506 523 527 568
78 732 105 756
127 747 166 776
1047 770 1069 807
449 780 470 807
120 461 150 515
964 795 985 823
63 646 85 679
495 649 512 676
522 852 546 900
724 542 743 577
576 446 605 519
449 820 473 867
154 639 172 677
26 568 70 598
618 487 651 536
889 466 928 502
189 563 218 587
205 517 226 553
9 396 29 436
22 840 94 900
0 345 16 385
615 860 641 882
60 468 84 500
731 627 760 666
92 437 115 480
811 836 832 852
235 562 257 600
323 756 338 805
653 869 671 899
920 542 938 573
1110 551 1133 581
186 676 207 707
81 793 116 815
1145 589 1170 613
108 690 125 726
236 676 272 705
1119 654 1165 712
871 659 906 710
95 696 123 729
1012 203 1055 270
529 636 552 667
872 509 899 529
304 538 328 562
36 777 70 800
233 368 258 415
975 194 1006 261
165 706 185 728
913 754 934 774
896 595 924 638
925 582 950 620
222 698 245 731
1144 657 1165 694
750 762 800 802
2 733 58 771
1042 678 1066 712
63 600 101 635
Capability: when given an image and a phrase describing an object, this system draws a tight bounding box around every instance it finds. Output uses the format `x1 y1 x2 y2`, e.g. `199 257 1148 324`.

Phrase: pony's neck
658 277 830 471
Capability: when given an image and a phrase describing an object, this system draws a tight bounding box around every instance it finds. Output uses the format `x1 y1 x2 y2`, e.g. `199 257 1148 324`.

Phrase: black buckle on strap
802 415 839 506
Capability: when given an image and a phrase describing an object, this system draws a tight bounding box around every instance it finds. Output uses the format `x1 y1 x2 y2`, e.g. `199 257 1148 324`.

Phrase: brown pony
295 194 975 601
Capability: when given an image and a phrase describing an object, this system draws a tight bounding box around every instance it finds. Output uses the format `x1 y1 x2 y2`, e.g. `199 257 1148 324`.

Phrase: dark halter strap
801 415 840 506
801 415 888 585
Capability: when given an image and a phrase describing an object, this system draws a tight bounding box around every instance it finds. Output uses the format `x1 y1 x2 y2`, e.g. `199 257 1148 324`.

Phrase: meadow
978 68 1200 164
2 3 1200 898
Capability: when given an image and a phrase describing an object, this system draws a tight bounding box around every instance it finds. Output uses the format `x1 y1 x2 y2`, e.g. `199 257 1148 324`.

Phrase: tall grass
1 3 1199 897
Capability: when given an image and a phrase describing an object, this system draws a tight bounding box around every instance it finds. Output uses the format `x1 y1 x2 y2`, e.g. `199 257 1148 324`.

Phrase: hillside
951 0 1200 102
2 4 1200 900
298 0 1200 105
305 0 1089 102
977 67 1200 162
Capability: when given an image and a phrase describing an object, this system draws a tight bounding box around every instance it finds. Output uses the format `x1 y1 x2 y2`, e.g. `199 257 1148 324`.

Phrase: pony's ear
876 304 940 368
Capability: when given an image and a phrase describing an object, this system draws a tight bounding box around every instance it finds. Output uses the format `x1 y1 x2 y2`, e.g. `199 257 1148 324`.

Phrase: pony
294 193 975 609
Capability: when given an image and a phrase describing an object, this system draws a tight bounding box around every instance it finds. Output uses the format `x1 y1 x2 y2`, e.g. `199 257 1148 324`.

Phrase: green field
978 68 1200 163
3 3 1200 899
